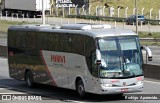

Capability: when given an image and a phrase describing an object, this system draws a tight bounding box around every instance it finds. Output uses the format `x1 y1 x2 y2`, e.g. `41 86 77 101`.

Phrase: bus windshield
98 36 143 78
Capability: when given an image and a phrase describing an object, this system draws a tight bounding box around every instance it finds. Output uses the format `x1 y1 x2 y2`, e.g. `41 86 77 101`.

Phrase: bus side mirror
141 46 152 61
96 49 101 65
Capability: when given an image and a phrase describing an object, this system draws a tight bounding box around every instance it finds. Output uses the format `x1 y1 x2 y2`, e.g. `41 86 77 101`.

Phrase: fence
54 5 160 20
1 14 160 34
50 5 160 25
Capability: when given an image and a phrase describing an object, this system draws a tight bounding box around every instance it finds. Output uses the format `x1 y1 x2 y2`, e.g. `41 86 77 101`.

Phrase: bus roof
60 23 112 30
8 24 137 38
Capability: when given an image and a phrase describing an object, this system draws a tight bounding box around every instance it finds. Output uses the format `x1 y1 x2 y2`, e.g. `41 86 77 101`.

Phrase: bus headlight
135 81 143 85
102 84 113 87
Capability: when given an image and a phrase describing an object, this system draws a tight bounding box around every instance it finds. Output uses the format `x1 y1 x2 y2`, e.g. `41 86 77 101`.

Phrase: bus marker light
121 88 128 92
111 80 120 83
136 77 142 81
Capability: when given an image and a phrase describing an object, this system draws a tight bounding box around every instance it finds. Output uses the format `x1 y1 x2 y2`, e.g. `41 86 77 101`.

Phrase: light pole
103 6 106 16
69 5 71 15
150 8 153 19
96 6 99 16
141 8 144 15
125 7 128 18
42 0 45 25
118 7 121 17
89 5 92 15
133 8 136 15
159 10 160 20
82 5 85 15
135 0 138 35
75 5 78 15
50 0 53 15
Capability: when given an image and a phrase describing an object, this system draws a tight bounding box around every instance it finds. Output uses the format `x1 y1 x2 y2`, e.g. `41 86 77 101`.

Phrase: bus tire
76 79 86 98
25 71 34 88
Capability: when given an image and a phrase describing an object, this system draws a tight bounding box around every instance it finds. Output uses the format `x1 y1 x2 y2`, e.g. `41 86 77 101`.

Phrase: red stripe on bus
40 50 57 86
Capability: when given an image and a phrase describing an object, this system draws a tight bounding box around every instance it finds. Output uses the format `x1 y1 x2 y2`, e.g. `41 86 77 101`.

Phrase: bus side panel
8 48 53 85
8 29 103 93
8 30 53 85
41 50 69 88
8 30 26 80
41 50 103 94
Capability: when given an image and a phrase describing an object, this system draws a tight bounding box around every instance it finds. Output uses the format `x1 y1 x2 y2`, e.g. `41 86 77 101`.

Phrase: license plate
121 88 128 92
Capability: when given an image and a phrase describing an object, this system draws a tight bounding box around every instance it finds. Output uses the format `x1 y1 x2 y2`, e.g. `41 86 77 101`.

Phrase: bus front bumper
100 83 143 94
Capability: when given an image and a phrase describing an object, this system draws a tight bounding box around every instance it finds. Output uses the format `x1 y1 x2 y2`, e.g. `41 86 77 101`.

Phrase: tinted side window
16 31 27 48
71 34 84 55
85 36 95 57
85 36 96 69
26 32 37 50
37 32 48 50
59 34 72 52
8 30 17 48
48 33 59 51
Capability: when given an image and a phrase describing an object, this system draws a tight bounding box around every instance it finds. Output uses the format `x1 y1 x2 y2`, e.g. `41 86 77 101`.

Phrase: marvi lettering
51 55 66 63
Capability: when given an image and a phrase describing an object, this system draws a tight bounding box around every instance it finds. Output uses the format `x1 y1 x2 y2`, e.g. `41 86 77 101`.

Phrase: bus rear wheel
25 71 34 88
76 79 86 98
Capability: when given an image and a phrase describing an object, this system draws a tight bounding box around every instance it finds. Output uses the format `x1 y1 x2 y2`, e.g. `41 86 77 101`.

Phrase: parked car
126 15 147 25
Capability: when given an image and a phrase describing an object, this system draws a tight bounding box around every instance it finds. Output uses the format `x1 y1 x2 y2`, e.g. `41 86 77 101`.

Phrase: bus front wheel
25 71 34 88
76 79 86 98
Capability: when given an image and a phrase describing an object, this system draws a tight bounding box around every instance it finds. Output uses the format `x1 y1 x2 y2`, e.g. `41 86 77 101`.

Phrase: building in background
55 0 89 15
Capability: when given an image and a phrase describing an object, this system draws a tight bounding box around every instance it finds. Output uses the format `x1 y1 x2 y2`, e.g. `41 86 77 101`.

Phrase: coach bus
8 24 152 97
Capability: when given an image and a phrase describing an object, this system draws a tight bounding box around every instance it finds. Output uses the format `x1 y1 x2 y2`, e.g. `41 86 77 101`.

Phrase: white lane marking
71 101 86 103
0 84 86 103
61 100 85 103
0 93 25 94
144 80 160 84
0 84 58 95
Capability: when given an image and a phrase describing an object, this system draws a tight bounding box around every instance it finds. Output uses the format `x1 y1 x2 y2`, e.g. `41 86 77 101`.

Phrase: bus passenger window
8 31 16 48
16 31 27 48
26 32 36 50
71 35 84 55
59 34 71 52
37 32 48 50
48 33 59 51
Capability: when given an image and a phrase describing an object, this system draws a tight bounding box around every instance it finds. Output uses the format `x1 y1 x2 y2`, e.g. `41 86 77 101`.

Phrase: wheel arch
75 76 86 90
75 76 88 98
